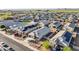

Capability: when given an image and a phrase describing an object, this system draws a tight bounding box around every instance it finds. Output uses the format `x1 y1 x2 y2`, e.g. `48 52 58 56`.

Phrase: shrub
42 40 50 49
63 46 72 51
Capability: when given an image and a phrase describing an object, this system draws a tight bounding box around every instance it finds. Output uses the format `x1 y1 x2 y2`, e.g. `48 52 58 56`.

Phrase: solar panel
36 27 50 39
64 32 72 43
1 20 23 28
22 24 37 31
74 27 79 33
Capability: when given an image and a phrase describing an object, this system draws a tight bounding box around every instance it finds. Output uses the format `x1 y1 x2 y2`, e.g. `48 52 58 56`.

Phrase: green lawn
48 9 79 13
0 12 12 20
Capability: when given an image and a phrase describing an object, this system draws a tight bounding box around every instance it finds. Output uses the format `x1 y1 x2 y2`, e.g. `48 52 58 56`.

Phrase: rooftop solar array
74 27 79 33
21 22 37 31
35 27 50 39
0 20 37 31
40 20 49 25
64 32 72 43
0 20 23 27
54 22 61 28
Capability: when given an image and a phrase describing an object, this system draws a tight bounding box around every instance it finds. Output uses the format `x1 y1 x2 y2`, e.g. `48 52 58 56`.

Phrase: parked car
0 42 15 51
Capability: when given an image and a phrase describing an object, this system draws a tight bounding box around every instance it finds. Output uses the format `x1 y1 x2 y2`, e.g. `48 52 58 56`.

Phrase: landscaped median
0 30 39 51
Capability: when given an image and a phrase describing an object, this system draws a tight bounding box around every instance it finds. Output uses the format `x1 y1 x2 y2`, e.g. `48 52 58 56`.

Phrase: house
0 20 38 31
74 27 79 34
73 27 79 47
1 20 38 35
39 20 50 27
28 27 51 40
0 20 23 30
76 22 79 27
67 23 76 32
50 30 66 46
63 23 70 30
20 22 38 34
0 20 38 38
49 22 62 31
49 23 54 29
57 31 72 47
50 29 74 49
19 16 32 21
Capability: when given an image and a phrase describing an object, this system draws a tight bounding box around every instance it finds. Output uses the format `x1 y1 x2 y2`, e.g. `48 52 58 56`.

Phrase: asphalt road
0 33 32 51
75 34 79 46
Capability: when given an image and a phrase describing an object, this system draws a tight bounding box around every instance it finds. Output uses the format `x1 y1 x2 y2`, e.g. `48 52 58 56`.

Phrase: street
0 33 32 51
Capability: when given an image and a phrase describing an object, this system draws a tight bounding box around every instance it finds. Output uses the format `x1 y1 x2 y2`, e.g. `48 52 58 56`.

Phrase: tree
0 25 5 28
42 40 50 49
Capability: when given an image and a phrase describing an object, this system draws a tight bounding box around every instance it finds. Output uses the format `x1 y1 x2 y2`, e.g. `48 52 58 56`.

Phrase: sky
0 0 79 9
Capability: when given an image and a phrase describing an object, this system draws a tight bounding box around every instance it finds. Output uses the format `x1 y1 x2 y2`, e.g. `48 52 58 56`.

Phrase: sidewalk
0 31 39 51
